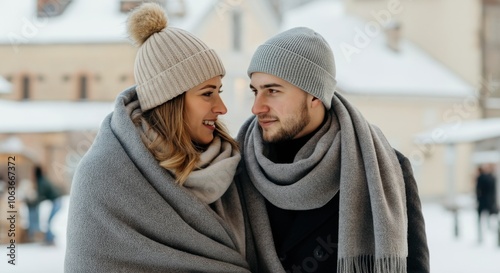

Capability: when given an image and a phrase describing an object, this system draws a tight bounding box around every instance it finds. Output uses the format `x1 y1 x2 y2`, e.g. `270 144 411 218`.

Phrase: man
476 164 497 243
237 27 429 273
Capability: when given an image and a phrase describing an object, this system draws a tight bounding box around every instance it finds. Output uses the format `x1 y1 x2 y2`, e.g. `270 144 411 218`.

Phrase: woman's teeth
203 120 215 126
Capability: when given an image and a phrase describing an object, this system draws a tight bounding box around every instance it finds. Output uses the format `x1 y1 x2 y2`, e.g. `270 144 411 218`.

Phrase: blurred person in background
236 27 429 273
19 177 41 243
65 3 250 273
20 166 61 244
476 164 498 243
0 173 5 196
33 165 62 246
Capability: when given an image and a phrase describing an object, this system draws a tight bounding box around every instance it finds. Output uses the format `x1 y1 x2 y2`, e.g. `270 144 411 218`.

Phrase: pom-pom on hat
248 27 336 110
127 3 225 111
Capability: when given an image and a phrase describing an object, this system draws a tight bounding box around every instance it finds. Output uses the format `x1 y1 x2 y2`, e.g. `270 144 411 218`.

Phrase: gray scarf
65 86 249 273
239 92 408 273
184 136 241 204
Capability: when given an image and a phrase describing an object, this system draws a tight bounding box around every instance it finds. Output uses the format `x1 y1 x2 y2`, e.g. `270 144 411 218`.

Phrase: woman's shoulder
73 121 130 186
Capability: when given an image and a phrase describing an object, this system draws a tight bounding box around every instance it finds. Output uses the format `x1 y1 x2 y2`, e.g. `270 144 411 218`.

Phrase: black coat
265 150 430 273
476 172 497 214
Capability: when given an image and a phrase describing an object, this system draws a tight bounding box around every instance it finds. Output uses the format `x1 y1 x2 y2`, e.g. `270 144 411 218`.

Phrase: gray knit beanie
127 3 225 111
248 27 336 109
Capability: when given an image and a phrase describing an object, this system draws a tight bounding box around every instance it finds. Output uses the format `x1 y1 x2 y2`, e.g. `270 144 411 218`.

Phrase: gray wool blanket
65 86 250 273
237 92 408 273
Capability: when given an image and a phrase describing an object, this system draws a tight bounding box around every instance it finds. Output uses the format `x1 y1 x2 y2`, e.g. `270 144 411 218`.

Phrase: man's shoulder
393 149 406 163
393 149 415 179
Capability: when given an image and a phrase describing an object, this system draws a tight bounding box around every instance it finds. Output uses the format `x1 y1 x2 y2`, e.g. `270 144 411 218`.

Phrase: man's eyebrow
249 83 284 89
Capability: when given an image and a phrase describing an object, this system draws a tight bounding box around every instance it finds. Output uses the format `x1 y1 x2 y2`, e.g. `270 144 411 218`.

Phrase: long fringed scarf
238 92 408 273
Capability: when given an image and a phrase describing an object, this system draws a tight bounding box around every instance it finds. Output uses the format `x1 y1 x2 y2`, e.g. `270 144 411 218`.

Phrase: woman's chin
193 135 214 148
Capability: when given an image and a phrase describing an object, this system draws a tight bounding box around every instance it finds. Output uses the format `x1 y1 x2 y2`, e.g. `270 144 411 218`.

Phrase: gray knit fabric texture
248 27 336 109
134 27 225 111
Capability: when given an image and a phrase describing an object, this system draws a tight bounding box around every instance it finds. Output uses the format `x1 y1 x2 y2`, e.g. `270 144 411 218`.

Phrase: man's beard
260 102 310 143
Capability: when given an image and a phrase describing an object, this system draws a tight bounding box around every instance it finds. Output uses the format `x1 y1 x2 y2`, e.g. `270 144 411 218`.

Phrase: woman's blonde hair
132 93 238 185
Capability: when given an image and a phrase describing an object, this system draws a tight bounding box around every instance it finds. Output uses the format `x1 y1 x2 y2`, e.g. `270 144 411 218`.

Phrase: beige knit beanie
127 3 225 111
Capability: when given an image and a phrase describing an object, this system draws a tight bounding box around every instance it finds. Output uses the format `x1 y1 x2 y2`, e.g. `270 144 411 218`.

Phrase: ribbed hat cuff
248 44 336 109
137 49 225 111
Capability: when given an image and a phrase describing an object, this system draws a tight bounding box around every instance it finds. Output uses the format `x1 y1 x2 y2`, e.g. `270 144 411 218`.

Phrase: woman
65 3 250 272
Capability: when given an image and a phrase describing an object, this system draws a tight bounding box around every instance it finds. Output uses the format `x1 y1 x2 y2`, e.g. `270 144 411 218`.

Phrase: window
482 0 500 117
79 75 88 100
120 0 165 13
21 75 30 100
485 5 500 46
232 10 242 51
484 2 500 87
37 0 72 18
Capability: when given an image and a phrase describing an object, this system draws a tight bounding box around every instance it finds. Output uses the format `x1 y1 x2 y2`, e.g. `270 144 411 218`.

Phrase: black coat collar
267 193 340 254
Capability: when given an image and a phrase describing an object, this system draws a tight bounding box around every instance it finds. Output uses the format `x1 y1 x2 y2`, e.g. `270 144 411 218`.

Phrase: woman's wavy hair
132 93 238 185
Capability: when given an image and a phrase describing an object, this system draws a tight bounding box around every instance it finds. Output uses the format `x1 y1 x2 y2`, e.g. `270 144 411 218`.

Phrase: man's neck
293 105 326 139
266 115 327 164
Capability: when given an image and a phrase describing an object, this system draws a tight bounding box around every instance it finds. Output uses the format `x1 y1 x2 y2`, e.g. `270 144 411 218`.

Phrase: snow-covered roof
414 118 500 144
0 77 11 93
0 100 114 133
0 0 216 44
0 136 39 162
282 0 474 98
471 150 500 164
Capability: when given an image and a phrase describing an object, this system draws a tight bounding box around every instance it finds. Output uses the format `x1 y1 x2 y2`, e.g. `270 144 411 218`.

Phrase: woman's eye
202 92 213 97
218 89 224 94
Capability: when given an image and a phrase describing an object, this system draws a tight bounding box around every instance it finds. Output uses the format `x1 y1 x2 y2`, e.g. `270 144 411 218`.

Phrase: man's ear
310 96 323 108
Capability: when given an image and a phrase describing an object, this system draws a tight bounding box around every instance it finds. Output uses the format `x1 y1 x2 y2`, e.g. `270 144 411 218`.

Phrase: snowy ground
1 196 500 273
425 199 500 273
